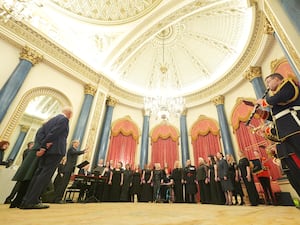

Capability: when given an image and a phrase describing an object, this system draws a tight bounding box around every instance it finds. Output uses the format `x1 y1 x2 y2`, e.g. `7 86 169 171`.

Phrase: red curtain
106 133 137 167
151 137 179 170
235 118 282 180
192 132 221 165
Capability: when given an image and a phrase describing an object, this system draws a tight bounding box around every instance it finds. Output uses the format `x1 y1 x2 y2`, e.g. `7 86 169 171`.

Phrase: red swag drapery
151 123 179 170
106 133 137 167
151 137 179 170
192 132 221 165
191 116 221 165
106 117 139 167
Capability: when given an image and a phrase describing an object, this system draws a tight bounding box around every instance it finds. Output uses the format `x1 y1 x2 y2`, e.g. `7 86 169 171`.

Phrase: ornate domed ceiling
27 0 258 101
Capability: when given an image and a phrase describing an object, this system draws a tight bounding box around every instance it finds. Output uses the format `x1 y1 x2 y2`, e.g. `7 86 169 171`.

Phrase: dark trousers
52 171 72 202
10 181 30 207
281 157 300 197
258 177 275 204
242 176 260 206
22 154 63 206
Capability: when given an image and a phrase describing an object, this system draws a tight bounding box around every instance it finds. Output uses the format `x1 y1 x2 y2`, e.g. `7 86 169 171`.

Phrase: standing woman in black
226 154 245 205
171 161 184 203
183 159 197 203
130 165 142 202
238 151 260 206
140 163 153 202
108 161 124 202
120 163 133 202
196 157 210 204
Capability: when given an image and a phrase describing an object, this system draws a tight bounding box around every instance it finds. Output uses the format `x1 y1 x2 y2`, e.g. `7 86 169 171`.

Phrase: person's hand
46 143 53 149
246 174 251 182
36 148 46 157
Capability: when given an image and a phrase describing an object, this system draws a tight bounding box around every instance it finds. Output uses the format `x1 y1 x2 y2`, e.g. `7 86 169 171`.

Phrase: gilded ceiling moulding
51 0 163 25
0 20 101 85
186 8 265 104
113 0 215 68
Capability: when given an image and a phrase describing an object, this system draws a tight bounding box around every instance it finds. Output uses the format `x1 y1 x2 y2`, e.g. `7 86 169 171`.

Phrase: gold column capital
181 108 188 116
264 18 274 35
19 46 43 65
244 66 262 81
84 84 97 96
20 125 30 133
142 109 151 116
211 95 224 105
106 96 118 107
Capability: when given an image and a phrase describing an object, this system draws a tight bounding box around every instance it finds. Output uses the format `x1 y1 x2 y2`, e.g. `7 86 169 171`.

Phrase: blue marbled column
180 110 190 167
7 125 29 162
0 47 42 123
274 32 300 80
71 84 97 147
139 112 150 169
212 95 236 159
244 66 267 98
93 96 116 166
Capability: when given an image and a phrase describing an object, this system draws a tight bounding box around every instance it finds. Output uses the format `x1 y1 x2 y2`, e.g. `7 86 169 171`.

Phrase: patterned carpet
1 202 299 225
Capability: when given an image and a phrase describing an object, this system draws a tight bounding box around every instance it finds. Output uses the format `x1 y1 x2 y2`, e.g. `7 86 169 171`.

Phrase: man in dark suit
20 106 73 209
52 139 88 203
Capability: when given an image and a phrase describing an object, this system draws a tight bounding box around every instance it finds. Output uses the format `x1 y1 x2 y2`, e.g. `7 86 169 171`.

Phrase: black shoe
20 203 49 209
54 200 66 204
9 203 19 208
4 198 12 204
239 201 245 205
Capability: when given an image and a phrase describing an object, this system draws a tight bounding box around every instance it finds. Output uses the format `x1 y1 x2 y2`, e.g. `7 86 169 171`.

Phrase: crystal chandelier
144 30 185 120
0 0 43 23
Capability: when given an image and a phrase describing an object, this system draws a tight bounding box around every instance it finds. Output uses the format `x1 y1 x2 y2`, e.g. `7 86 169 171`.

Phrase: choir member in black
171 161 184 203
92 158 105 201
183 159 197 203
109 161 123 202
226 154 244 205
216 152 233 205
257 73 300 196
207 155 225 205
120 163 133 202
253 150 275 205
238 151 259 206
196 157 210 204
101 161 112 202
130 165 142 202
153 163 163 202
140 163 153 202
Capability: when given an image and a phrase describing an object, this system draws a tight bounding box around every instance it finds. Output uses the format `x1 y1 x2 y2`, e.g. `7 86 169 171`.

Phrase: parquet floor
1 202 299 225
